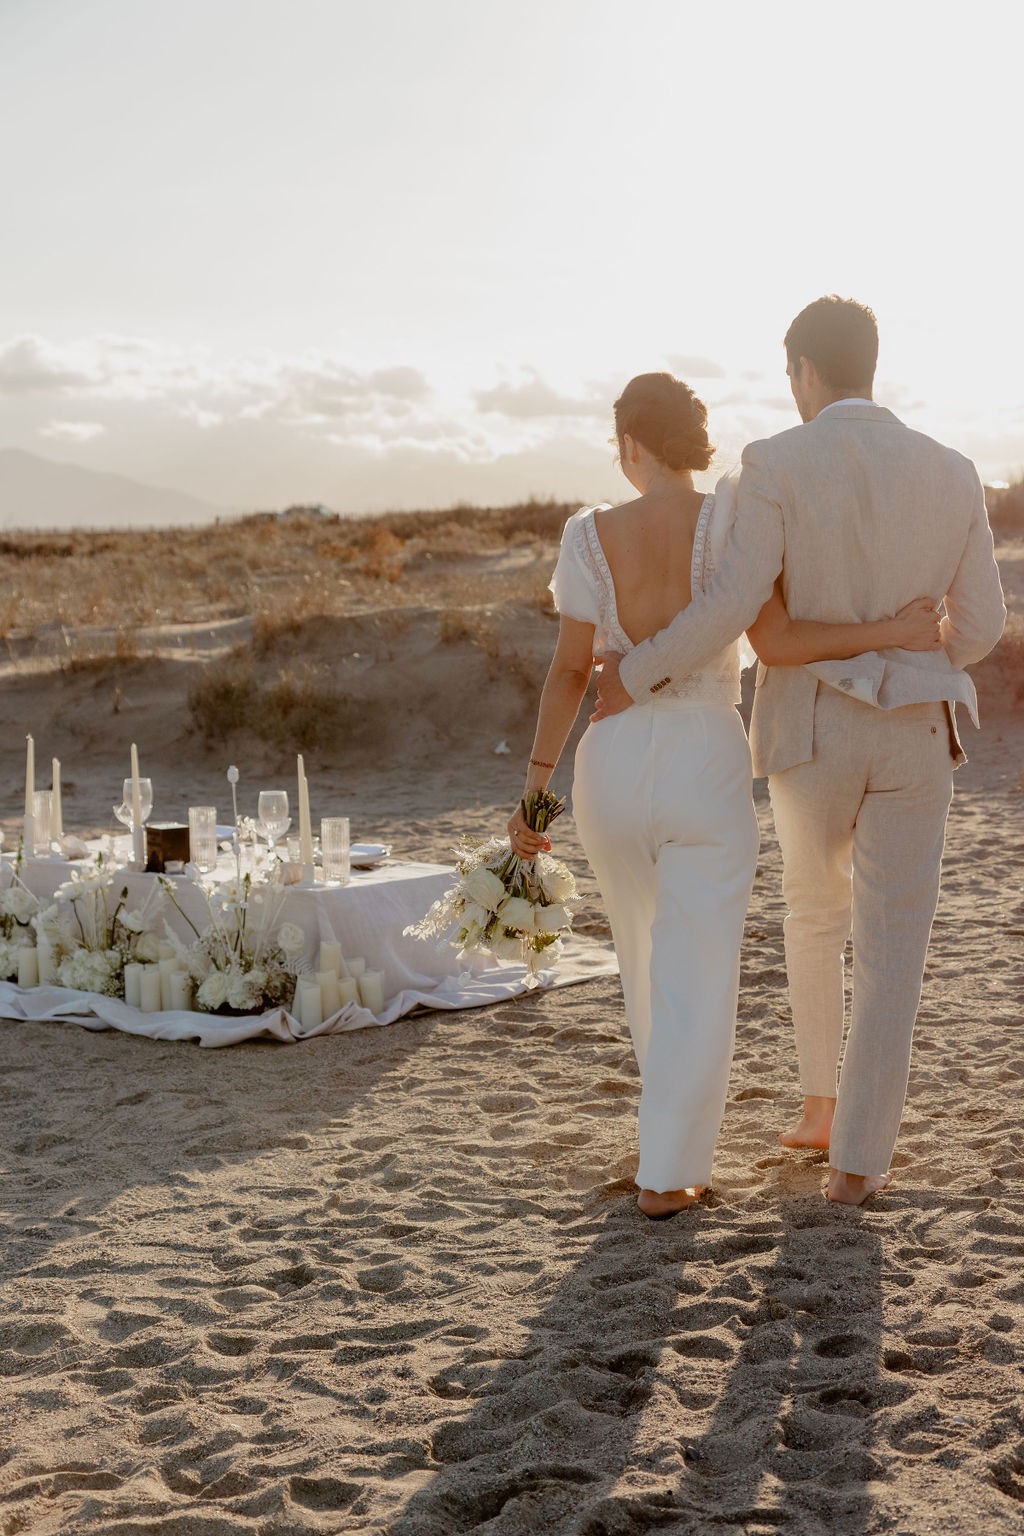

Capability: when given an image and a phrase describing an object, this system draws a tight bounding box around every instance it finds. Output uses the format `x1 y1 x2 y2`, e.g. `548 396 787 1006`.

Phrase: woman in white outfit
508 373 942 1219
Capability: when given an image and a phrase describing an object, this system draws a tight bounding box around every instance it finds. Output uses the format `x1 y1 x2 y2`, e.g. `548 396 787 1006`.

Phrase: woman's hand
891 597 943 651
506 804 552 860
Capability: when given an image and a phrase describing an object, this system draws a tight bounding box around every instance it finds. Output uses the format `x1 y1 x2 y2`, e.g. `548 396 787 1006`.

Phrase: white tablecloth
0 852 618 1047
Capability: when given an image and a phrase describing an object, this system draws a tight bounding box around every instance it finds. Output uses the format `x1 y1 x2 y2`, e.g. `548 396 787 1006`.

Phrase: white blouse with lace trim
548 495 743 706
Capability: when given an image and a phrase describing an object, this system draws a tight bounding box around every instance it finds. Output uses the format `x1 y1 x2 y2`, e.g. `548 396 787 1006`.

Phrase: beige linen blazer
618 403 1007 778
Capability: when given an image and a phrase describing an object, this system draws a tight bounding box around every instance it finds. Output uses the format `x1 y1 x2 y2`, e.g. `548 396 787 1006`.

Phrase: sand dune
0 528 1021 1534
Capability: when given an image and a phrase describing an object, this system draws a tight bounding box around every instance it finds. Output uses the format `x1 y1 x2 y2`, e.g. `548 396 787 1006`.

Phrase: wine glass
256 790 291 863
122 778 153 827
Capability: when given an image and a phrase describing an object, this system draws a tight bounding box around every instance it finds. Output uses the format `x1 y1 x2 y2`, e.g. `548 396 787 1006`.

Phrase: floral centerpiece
161 871 303 1014
0 843 40 979
405 790 579 978
40 854 164 996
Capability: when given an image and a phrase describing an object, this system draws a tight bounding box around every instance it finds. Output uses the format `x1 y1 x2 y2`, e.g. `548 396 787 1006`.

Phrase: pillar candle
317 969 342 1019
51 758 63 840
37 942 57 986
296 754 314 867
18 947 38 989
337 975 359 1007
124 962 144 1007
139 966 162 1012
296 978 323 1029
318 939 343 976
347 956 366 977
158 957 178 1011
357 970 385 1015
168 972 192 1011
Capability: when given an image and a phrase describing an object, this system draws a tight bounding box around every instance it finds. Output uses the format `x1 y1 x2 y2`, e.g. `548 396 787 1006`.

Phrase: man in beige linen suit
595 296 1006 1205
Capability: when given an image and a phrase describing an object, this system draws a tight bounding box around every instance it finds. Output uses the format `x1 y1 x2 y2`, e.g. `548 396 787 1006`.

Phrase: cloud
38 419 107 442
665 354 727 379
475 369 608 420
0 336 98 395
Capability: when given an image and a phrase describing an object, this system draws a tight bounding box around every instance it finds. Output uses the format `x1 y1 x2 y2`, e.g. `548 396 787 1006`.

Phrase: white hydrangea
0 937 19 979
57 947 119 996
1 887 39 925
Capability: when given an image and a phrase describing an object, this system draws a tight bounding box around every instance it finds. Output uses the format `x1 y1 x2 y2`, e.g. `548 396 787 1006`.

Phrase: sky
1 0 1022 513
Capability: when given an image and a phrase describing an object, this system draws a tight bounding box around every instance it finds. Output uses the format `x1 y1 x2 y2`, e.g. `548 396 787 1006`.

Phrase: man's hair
784 295 878 390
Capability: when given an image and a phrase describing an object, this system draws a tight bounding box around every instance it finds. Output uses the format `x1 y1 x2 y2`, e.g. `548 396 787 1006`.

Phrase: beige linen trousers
620 403 1006 1175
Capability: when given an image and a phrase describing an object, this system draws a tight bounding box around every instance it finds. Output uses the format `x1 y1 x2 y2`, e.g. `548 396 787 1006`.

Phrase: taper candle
296 754 314 868
24 734 34 818
51 757 63 840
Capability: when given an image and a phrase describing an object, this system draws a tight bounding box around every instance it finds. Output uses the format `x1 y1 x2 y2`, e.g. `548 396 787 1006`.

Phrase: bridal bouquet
42 854 164 996
405 790 578 977
161 872 303 1014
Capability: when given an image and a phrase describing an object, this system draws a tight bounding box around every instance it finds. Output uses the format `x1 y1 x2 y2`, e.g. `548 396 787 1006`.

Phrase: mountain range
0 449 234 530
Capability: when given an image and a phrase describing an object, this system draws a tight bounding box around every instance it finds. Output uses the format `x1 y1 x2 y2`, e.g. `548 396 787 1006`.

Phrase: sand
0 535 1022 1535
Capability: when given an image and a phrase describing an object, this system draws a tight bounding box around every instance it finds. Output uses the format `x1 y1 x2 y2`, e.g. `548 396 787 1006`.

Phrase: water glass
122 777 153 826
33 790 53 854
188 806 218 873
257 790 290 861
321 817 350 885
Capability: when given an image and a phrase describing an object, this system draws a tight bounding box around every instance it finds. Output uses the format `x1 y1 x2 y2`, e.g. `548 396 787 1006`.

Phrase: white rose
119 909 148 933
277 922 306 956
459 919 484 950
536 903 571 935
497 896 537 935
462 866 507 912
461 901 490 930
540 860 576 902
492 933 525 962
197 971 230 1011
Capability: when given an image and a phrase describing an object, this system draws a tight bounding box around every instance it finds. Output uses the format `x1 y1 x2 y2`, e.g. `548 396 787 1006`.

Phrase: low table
0 851 618 1047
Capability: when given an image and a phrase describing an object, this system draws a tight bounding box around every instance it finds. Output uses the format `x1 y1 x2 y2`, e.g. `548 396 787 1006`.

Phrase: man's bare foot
779 1094 836 1150
637 1186 706 1220
826 1169 891 1205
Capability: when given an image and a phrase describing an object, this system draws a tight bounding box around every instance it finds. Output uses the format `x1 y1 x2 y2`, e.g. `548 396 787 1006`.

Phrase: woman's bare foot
826 1169 891 1205
637 1186 706 1220
779 1095 836 1149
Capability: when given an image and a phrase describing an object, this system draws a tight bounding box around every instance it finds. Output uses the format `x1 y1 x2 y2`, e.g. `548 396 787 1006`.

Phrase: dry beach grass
0 508 1022 1535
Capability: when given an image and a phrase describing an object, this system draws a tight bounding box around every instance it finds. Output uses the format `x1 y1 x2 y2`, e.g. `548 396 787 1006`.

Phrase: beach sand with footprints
0 513 1022 1534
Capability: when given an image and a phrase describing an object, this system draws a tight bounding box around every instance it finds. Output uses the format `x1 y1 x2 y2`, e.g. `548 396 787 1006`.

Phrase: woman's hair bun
613 372 715 473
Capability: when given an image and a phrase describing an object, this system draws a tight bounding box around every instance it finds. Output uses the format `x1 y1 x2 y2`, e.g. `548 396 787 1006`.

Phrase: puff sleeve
548 508 602 627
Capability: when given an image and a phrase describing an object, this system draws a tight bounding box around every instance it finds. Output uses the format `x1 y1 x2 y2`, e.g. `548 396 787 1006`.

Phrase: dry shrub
251 608 309 656
361 528 405 582
188 655 355 748
187 657 258 738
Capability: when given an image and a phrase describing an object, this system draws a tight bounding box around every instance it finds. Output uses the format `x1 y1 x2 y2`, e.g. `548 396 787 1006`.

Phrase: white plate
350 842 392 868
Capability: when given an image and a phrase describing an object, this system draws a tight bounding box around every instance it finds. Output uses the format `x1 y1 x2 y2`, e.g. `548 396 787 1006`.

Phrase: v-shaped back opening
588 494 714 650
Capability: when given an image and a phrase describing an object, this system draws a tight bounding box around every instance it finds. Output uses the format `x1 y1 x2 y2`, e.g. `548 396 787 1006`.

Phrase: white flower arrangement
42 853 165 997
405 790 579 977
160 871 300 1014
0 842 41 978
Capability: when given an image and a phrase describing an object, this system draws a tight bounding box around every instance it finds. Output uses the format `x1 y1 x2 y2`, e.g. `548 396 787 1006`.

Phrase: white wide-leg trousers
768 688 955 1177
572 701 758 1193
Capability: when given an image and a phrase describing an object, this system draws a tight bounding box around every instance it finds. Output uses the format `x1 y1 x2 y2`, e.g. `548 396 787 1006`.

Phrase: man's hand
590 652 633 721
